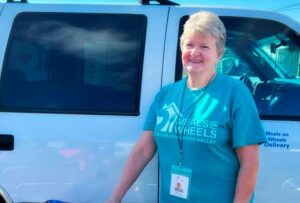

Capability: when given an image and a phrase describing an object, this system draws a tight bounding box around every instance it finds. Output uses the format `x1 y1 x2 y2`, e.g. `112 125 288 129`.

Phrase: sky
1 0 300 23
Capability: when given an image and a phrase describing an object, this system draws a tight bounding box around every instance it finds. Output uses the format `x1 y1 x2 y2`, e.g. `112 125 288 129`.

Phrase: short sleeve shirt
143 73 266 203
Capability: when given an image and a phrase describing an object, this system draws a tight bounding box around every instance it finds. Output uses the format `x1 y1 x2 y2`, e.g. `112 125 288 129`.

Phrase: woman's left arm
233 144 259 203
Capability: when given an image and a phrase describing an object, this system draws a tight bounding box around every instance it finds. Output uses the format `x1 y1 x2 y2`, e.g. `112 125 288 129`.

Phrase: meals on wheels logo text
156 102 218 145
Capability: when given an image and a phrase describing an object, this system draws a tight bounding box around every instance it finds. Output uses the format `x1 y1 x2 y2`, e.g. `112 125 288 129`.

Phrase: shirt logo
155 102 219 145
157 102 181 133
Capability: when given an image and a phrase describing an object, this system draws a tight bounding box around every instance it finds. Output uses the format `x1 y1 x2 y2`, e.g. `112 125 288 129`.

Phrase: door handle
0 135 14 151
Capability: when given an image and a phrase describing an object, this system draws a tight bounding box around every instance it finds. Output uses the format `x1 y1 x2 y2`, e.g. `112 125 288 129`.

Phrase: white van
0 0 299 202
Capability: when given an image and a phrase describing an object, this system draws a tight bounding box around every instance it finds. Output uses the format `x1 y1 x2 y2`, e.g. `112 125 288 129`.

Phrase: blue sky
1 0 300 22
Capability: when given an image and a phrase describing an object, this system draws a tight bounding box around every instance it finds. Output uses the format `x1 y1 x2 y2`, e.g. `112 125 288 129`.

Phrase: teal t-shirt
143 73 266 203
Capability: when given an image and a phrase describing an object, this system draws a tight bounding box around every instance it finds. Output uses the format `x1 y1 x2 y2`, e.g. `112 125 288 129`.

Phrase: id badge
169 165 192 199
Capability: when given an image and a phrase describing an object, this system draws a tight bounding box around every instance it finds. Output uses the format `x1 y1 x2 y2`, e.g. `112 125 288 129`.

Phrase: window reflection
1 13 146 114
178 17 300 118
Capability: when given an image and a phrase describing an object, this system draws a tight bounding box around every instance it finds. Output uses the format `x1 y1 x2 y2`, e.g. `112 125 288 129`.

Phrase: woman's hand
105 130 157 203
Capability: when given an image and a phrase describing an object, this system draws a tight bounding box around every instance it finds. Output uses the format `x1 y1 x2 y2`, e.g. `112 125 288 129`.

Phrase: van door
164 6 300 203
0 3 168 203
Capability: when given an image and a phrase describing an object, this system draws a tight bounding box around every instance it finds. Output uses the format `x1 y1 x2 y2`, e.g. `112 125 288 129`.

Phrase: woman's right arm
106 130 157 203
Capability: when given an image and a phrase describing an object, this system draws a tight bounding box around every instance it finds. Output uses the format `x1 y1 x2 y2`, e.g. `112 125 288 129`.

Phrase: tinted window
0 13 146 115
176 17 300 119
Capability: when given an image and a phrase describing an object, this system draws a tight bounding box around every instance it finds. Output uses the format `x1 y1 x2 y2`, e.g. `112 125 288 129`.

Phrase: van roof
5 0 180 5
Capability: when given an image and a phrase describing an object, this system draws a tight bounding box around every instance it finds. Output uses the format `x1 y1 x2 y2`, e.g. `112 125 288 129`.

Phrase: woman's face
181 33 221 77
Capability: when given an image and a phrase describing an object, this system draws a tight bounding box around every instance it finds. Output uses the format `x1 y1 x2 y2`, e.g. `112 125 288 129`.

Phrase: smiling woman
180 34 219 81
179 12 225 90
107 11 266 203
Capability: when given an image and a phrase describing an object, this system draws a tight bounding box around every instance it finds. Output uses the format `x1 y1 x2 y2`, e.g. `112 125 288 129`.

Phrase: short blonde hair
180 11 226 56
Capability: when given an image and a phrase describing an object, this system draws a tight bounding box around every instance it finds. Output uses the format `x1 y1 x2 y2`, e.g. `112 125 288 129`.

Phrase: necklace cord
176 72 216 166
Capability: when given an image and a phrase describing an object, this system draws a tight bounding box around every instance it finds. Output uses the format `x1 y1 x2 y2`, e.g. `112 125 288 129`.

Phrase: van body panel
0 3 300 203
257 120 300 202
164 6 300 203
0 4 4 15
0 3 169 203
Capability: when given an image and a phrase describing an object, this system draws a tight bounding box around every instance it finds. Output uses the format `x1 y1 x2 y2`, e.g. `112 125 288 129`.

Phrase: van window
0 12 146 115
176 17 300 119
